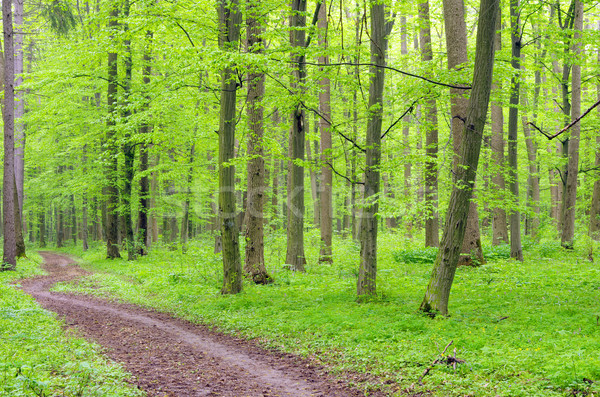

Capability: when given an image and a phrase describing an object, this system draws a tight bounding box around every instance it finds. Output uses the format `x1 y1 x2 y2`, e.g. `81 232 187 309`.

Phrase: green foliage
392 246 438 264
56 232 600 396
0 255 144 397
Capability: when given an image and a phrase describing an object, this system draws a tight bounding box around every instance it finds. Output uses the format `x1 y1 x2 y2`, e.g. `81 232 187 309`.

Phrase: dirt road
20 252 390 397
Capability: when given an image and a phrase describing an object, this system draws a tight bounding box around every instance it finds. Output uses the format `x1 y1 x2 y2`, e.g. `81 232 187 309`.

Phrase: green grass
0 253 144 397
56 230 600 396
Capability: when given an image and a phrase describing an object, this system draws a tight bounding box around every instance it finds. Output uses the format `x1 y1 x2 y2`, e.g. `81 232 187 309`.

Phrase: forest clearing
0 0 599 395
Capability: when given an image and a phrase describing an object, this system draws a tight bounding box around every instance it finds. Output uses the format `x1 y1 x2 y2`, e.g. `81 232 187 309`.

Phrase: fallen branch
418 340 453 385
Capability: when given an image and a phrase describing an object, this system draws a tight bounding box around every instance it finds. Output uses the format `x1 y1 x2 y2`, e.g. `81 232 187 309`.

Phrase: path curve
20 251 389 397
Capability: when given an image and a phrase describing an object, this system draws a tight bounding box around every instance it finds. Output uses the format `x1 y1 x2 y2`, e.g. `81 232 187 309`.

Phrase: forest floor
20 251 392 397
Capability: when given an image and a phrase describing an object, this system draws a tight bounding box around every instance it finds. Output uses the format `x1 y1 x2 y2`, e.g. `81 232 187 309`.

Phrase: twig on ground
418 340 453 385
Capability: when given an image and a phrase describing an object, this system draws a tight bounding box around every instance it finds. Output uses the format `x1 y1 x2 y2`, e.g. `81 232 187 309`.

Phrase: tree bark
419 0 439 248
105 0 120 259
507 0 523 261
244 4 271 284
521 94 540 239
13 0 24 218
443 0 484 266
318 3 333 262
357 1 393 297
285 0 310 271
561 0 583 249
181 144 194 254
2 0 16 270
490 8 509 245
420 0 498 316
589 34 600 240
218 0 242 294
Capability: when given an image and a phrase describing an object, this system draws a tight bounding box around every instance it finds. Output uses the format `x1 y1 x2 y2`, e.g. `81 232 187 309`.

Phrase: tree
560 0 583 249
443 0 484 266
420 0 499 316
218 0 243 294
419 0 439 248
105 0 120 260
490 7 509 246
2 0 16 270
507 0 523 261
285 0 315 271
356 1 393 297
244 0 271 284
318 3 333 263
589 28 600 240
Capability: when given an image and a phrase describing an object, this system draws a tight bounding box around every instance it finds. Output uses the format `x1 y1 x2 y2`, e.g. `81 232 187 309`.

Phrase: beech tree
420 0 499 316
218 0 242 294
2 0 16 270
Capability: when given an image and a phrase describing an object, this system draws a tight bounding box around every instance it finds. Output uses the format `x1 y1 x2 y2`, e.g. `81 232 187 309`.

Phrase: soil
20 251 394 397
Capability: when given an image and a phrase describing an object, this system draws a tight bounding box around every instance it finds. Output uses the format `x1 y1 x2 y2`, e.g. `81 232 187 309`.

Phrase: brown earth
20 251 395 397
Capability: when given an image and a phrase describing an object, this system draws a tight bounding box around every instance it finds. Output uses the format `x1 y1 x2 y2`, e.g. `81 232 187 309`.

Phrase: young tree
2 0 16 270
218 0 243 294
420 0 499 316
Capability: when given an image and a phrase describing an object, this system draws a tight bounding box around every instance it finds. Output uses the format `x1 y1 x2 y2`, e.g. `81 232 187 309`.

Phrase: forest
0 0 599 395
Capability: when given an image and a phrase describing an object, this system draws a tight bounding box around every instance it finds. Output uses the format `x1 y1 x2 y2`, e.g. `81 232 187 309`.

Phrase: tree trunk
490 8 509 246
420 0 498 316
244 4 271 284
521 94 540 239
318 3 333 262
507 0 523 261
38 200 46 248
218 0 242 294
443 0 484 266
357 1 392 297
181 144 195 254
419 0 439 248
105 0 120 259
589 37 600 240
13 0 24 219
285 0 312 272
2 0 16 270
14 176 25 257
306 129 320 226
561 0 583 249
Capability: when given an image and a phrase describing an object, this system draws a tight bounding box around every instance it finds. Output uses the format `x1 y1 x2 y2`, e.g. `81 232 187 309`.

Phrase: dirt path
20 252 391 397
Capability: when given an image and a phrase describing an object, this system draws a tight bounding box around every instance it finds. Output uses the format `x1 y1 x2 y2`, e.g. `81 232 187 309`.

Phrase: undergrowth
56 230 600 397
0 254 144 397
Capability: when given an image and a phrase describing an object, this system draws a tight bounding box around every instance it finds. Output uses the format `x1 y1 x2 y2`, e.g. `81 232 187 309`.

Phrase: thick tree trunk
507 0 523 261
443 0 484 266
561 0 583 249
285 0 311 271
318 3 333 262
14 176 25 257
14 0 24 218
218 0 242 294
419 0 439 248
357 1 392 297
244 5 271 284
105 0 120 259
420 0 498 316
2 0 16 270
